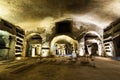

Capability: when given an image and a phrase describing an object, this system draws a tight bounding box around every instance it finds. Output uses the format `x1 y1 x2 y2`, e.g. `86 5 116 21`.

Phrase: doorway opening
78 31 102 56
26 33 42 57
50 35 78 57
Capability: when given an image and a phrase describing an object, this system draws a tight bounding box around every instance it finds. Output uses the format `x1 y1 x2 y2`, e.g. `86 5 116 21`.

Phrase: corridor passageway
0 0 120 80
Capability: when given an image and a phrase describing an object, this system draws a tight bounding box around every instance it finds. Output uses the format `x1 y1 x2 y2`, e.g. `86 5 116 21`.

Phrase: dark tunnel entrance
113 35 120 57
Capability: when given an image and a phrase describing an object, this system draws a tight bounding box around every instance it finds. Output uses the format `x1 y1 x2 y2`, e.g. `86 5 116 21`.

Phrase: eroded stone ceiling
0 0 120 31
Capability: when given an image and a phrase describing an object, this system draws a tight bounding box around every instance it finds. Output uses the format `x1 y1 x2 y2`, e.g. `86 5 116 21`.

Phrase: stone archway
78 31 102 56
84 31 102 56
50 35 78 56
24 33 42 57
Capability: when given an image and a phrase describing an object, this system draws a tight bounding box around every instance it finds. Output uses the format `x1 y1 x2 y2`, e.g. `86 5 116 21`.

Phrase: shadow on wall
0 30 11 60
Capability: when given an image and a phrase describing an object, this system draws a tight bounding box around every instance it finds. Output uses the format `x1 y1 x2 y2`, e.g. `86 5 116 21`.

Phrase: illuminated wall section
50 35 78 56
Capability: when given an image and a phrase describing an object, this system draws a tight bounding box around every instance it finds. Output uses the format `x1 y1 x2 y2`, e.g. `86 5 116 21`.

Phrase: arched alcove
25 33 42 57
78 31 102 56
50 35 78 56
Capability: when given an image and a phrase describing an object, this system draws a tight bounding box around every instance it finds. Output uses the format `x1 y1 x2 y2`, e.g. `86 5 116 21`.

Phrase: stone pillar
32 46 35 57
36 45 41 55
63 47 66 55
8 35 16 59
22 38 27 57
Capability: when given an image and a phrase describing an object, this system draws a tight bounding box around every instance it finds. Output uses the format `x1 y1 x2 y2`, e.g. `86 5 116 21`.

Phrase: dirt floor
0 57 120 80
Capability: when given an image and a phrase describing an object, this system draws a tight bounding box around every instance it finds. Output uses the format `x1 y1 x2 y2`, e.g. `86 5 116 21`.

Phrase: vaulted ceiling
0 0 120 31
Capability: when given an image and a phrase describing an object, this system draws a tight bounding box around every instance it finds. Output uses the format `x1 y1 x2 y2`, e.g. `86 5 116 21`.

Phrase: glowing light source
16 57 22 60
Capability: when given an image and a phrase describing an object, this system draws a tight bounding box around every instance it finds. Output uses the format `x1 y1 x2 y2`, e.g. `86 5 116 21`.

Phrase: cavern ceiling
0 0 120 31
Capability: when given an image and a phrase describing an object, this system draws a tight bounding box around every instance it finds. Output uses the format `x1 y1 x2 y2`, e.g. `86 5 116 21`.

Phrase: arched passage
78 31 102 56
50 35 78 56
85 31 102 56
25 33 42 57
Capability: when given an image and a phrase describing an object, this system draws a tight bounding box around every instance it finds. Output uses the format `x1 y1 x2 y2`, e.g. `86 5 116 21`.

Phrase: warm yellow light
0 5 10 17
41 49 49 57
50 35 78 55
79 51 84 56
16 57 22 60
32 47 35 57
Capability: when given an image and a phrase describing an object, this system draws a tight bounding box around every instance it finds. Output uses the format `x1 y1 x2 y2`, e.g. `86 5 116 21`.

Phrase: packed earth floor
0 57 120 80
